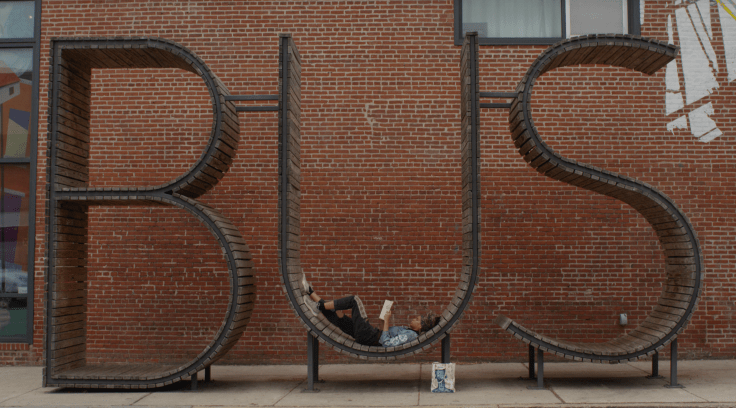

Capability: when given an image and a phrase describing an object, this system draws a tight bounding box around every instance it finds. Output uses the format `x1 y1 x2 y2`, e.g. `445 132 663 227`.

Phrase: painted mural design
665 0 736 142
0 46 32 338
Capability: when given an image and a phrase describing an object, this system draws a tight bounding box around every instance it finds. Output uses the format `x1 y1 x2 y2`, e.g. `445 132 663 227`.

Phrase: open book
379 300 393 320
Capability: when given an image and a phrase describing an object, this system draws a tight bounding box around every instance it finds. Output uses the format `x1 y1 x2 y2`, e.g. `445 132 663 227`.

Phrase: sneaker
299 273 313 295
302 295 319 316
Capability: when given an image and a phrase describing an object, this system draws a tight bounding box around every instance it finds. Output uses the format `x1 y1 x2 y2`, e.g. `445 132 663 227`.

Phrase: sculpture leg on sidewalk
665 339 684 388
528 344 536 380
304 333 321 392
528 348 544 390
647 351 664 379
442 334 451 364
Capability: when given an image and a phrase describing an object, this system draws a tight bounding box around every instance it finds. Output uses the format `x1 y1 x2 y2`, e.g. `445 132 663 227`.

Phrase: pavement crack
548 383 566 404
130 391 153 406
273 377 305 406
681 386 710 402
0 385 44 405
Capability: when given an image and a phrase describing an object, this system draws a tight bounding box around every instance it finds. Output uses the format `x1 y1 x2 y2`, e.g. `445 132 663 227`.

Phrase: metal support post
528 344 536 379
528 348 545 389
665 338 684 388
304 333 321 392
204 366 211 382
538 349 544 389
441 334 451 364
647 351 663 379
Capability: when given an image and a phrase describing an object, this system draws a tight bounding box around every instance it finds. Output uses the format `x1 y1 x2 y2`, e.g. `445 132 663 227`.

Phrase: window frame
454 0 641 46
0 0 41 344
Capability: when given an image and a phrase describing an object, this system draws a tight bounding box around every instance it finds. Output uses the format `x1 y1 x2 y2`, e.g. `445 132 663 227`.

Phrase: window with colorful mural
0 0 38 343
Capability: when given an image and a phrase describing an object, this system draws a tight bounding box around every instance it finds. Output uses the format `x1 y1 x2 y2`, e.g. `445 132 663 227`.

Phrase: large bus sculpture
45 33 701 390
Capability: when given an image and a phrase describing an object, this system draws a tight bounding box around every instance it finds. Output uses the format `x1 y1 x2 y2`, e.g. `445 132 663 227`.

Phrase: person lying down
303 281 440 348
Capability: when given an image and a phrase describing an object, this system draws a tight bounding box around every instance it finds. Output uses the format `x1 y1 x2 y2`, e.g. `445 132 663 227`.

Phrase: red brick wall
3 0 735 366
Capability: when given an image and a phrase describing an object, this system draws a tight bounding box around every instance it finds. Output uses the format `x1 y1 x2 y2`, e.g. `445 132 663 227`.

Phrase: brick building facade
1 0 735 367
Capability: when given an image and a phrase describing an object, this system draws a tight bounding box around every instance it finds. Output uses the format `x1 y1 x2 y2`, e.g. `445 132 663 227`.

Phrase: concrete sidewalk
1 360 735 408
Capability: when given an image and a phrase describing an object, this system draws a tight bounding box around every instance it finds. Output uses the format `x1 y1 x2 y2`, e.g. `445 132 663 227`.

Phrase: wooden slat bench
277 34 482 370
45 37 254 389
493 34 703 369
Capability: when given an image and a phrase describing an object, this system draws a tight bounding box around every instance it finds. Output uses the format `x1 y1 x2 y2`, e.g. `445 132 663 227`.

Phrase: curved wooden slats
51 37 240 197
495 34 703 362
278 34 481 359
49 194 255 386
45 37 253 388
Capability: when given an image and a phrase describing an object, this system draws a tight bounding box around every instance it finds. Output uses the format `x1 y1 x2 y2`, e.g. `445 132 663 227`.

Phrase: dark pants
332 295 382 346
322 309 355 336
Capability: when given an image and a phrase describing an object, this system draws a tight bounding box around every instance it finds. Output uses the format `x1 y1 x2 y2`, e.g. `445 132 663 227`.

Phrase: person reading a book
305 285 440 348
